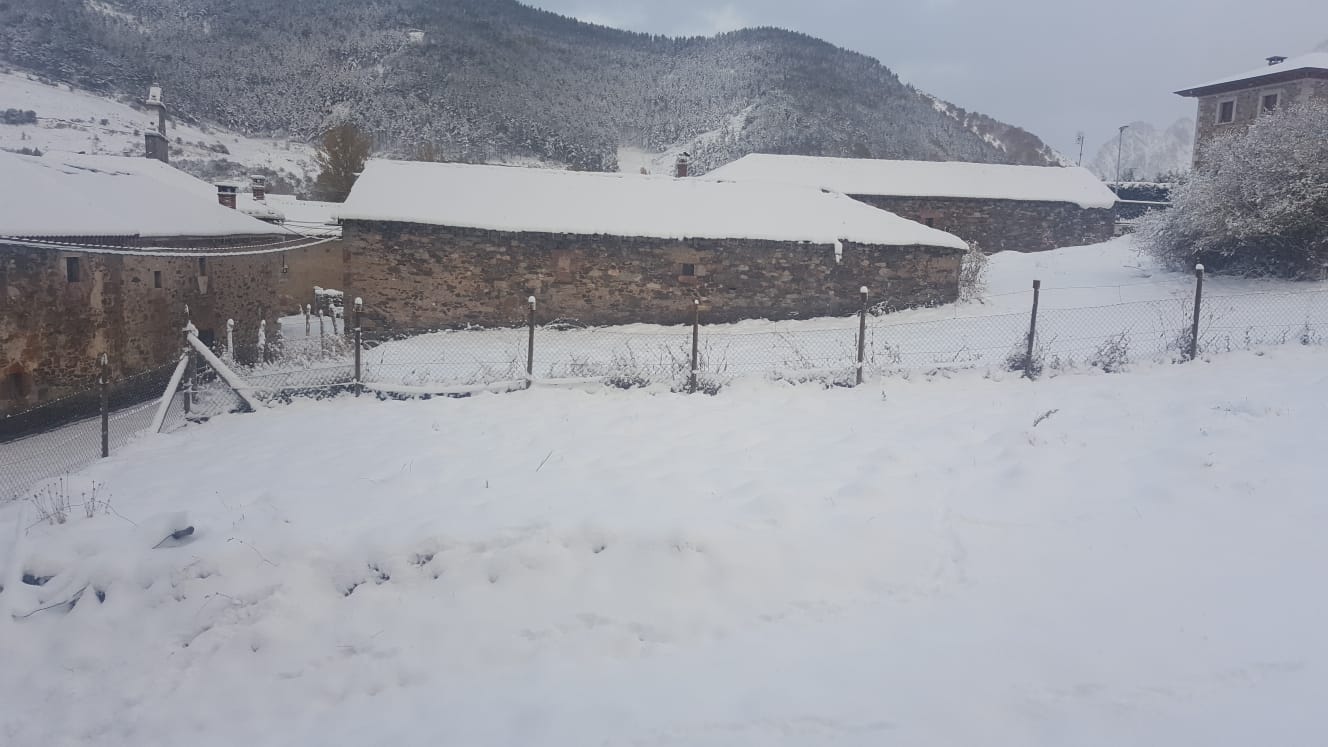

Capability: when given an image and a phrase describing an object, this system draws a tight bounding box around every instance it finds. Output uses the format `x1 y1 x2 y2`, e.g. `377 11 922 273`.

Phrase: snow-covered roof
706 155 1119 209
1176 52 1328 96
0 151 287 238
336 160 967 249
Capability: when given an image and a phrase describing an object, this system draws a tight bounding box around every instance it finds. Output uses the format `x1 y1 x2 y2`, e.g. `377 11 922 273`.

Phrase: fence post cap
859 285 869 295
227 318 234 329
694 298 700 305
1195 263 1205 273
1032 279 1041 288
528 295 536 306
354 296 363 309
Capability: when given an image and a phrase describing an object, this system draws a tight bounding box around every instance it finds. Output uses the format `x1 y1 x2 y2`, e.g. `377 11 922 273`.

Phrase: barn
706 154 1118 253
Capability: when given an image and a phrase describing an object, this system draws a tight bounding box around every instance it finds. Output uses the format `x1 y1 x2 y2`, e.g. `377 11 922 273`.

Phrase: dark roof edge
1175 67 1328 97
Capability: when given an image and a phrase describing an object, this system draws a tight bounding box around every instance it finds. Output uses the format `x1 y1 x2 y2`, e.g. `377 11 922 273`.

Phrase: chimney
216 183 238 210
143 85 169 163
1267 55 1287 66
250 175 267 202
675 151 691 178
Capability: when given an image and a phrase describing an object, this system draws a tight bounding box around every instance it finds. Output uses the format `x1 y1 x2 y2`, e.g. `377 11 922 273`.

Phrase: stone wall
1192 75 1328 165
281 242 348 313
339 221 962 330
0 244 285 414
850 195 1114 254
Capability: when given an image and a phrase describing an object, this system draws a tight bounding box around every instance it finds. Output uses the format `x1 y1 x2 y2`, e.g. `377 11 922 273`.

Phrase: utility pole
1115 124 1129 182
1075 131 1085 166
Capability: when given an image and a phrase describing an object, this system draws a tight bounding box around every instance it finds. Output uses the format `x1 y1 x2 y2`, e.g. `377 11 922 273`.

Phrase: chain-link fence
6 275 1328 500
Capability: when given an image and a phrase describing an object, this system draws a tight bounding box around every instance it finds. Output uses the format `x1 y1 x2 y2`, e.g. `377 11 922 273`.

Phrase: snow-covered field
2 342 1326 745
0 69 316 184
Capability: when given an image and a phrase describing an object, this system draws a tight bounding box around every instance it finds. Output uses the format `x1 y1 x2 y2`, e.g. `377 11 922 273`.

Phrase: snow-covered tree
1136 102 1328 278
312 123 373 203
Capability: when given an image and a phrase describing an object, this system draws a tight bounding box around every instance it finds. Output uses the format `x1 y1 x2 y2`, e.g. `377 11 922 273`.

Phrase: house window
65 257 81 283
681 263 696 277
153 270 162 288
1216 99 1236 124
197 257 207 276
1260 92 1280 113
1 368 31 400
924 217 936 228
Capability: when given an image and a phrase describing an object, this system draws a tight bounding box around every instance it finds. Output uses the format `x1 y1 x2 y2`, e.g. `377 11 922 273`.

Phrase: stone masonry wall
851 195 1114 254
339 221 962 330
281 243 349 313
1192 75 1328 165
0 245 284 414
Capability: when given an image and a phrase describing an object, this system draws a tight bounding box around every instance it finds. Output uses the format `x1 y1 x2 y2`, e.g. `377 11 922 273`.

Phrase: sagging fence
5 266 1328 499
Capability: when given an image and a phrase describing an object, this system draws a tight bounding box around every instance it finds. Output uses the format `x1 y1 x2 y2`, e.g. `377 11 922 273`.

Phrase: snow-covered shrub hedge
1136 101 1328 278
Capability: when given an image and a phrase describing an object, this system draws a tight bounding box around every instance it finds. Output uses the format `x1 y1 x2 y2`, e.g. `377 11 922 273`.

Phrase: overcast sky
526 0 1328 159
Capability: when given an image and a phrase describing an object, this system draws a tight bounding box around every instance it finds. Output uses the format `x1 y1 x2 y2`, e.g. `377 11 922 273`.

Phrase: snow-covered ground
2 342 1327 745
0 69 316 185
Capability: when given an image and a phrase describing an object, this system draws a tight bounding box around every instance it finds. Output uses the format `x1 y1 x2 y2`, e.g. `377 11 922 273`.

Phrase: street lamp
1115 124 1129 183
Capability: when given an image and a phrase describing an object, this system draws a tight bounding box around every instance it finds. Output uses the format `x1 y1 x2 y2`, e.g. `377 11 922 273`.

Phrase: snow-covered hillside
0 70 317 191
3 342 1327 745
1089 118 1193 182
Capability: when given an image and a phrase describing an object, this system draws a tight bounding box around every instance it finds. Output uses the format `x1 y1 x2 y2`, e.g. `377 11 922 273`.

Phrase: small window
65 257 81 283
1261 92 1279 113
1216 99 1236 124
924 217 936 228
153 270 162 288
1 368 30 400
197 258 207 276
681 263 696 277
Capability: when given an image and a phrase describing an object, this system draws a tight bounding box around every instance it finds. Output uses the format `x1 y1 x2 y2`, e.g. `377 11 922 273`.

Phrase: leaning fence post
1025 279 1041 379
526 296 536 389
689 298 700 393
99 353 109 458
181 324 194 415
353 297 363 397
1189 264 1204 361
856 286 869 386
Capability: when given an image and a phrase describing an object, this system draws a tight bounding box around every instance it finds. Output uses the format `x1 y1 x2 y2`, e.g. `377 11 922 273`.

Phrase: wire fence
5 273 1328 501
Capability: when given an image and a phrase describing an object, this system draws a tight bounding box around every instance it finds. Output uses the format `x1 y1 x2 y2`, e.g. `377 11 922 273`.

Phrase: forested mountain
0 0 1063 172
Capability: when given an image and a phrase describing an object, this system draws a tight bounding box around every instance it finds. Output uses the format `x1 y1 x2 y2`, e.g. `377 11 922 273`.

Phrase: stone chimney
216 183 238 210
1267 55 1287 66
675 151 691 178
250 175 267 202
144 85 169 163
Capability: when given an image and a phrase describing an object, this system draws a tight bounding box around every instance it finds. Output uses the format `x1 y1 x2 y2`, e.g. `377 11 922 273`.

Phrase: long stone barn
334 160 969 330
0 151 323 415
706 154 1118 253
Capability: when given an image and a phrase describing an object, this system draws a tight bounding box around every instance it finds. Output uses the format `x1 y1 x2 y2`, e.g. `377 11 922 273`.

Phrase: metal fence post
856 286 868 386
1189 264 1204 361
304 304 311 337
689 299 700 393
353 297 363 397
526 296 536 388
1025 279 1041 379
99 353 109 458
181 325 193 415
226 318 235 361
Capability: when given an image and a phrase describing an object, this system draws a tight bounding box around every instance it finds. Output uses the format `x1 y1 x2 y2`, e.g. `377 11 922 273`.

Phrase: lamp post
1115 124 1129 183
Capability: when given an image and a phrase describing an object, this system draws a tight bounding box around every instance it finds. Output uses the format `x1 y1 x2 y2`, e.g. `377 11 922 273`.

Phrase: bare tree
312 123 373 202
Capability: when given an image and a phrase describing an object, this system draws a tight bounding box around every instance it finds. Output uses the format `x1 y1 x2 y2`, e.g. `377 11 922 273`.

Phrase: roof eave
1175 67 1328 97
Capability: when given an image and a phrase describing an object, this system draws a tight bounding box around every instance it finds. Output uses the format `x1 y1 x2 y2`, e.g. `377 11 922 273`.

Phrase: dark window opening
153 270 162 288
1217 100 1235 124
924 217 936 228
65 257 80 283
1261 93 1279 113
681 263 696 277
198 329 216 348
197 258 207 276
2 370 31 400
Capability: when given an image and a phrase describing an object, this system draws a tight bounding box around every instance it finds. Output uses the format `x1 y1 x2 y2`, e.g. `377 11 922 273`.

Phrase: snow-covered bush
958 241 989 302
1136 101 1328 278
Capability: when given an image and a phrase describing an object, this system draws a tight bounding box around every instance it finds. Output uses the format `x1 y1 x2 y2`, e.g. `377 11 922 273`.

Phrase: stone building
334 160 968 329
0 151 315 415
1175 52 1328 165
705 154 1118 253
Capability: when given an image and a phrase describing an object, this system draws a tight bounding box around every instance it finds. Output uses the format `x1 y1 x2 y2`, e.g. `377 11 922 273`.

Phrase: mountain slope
0 0 1062 172
1089 118 1193 182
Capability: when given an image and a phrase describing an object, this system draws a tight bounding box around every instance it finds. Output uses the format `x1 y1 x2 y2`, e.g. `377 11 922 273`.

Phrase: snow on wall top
335 160 968 250
1176 52 1328 95
705 155 1119 209
0 151 287 238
